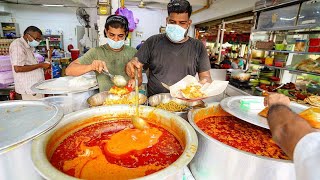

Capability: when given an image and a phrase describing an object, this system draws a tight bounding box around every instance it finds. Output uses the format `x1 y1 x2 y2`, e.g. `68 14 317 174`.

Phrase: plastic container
265 57 274 66
275 44 286 50
70 49 80 60
40 96 73 115
286 44 295 51
308 38 320 52
274 61 285 67
295 40 307 52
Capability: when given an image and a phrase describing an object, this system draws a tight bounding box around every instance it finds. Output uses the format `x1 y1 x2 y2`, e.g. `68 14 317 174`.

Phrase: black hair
24 26 42 35
167 0 192 18
104 15 129 39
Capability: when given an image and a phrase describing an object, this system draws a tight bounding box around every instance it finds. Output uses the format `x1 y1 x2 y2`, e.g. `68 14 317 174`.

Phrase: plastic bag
115 7 137 32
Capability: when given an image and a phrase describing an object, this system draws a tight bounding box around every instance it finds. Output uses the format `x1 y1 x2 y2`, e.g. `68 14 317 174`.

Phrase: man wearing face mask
66 15 139 92
9 26 51 100
126 0 212 97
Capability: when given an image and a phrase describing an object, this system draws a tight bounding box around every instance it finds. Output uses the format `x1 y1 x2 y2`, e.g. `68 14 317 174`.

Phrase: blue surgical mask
106 38 125 49
28 39 40 47
165 24 187 43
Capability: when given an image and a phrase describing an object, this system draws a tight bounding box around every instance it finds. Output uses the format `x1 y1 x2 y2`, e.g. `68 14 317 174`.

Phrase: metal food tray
87 91 148 107
31 78 98 94
0 100 63 154
148 93 206 110
220 96 308 129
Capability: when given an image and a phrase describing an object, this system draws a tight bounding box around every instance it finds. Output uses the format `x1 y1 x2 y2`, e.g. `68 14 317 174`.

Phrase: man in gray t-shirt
126 0 212 96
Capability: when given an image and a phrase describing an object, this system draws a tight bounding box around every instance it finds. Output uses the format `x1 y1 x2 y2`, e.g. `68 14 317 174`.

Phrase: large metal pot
31 105 198 180
0 101 63 180
188 104 295 180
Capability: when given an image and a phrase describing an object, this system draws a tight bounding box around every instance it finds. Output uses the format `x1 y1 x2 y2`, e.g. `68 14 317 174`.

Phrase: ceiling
0 0 209 10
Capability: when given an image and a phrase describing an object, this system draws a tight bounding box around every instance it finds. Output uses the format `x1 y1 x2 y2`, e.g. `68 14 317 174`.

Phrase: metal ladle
132 68 149 130
102 69 127 87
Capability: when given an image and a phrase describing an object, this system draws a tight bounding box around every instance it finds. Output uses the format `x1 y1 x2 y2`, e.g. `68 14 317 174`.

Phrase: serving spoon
102 69 127 87
132 68 149 130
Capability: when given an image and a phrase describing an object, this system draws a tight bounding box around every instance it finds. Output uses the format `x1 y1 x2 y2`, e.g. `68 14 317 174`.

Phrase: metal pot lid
31 76 98 95
0 100 63 154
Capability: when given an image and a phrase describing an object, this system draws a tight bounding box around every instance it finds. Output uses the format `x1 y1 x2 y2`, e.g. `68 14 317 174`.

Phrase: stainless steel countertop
227 84 254 96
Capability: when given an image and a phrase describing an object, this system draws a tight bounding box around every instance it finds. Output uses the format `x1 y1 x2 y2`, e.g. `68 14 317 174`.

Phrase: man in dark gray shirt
126 0 212 96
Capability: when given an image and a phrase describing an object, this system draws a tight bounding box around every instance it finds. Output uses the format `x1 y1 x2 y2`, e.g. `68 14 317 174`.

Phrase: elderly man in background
266 93 320 180
9 26 50 100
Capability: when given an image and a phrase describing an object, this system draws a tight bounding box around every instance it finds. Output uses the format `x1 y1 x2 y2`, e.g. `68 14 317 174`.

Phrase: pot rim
31 105 198 180
188 104 293 163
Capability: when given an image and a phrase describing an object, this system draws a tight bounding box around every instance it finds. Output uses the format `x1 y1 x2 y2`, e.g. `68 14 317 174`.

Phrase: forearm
267 105 315 158
14 64 42 72
66 61 92 76
199 71 212 83
138 76 142 86
200 76 212 83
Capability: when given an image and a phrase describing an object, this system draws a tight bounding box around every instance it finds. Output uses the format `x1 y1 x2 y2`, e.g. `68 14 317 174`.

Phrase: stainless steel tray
148 93 206 110
87 91 147 107
0 100 63 154
31 77 98 95
220 96 308 129
148 93 206 120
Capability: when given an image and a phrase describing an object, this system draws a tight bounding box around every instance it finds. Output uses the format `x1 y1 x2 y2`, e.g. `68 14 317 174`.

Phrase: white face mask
106 38 125 49
165 24 187 43
27 34 40 47
28 39 40 47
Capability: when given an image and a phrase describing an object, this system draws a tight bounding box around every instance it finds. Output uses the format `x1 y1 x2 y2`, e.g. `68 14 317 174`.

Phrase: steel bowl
148 93 206 120
188 103 295 180
31 105 198 180
87 91 147 107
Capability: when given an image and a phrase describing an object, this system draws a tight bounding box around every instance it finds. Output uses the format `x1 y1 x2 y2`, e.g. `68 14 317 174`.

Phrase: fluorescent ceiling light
280 17 295 21
199 30 205 33
42 4 64 7
230 30 235 33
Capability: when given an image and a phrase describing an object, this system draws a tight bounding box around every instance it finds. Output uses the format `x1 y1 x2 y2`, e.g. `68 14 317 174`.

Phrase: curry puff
299 107 320 129
258 106 320 129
